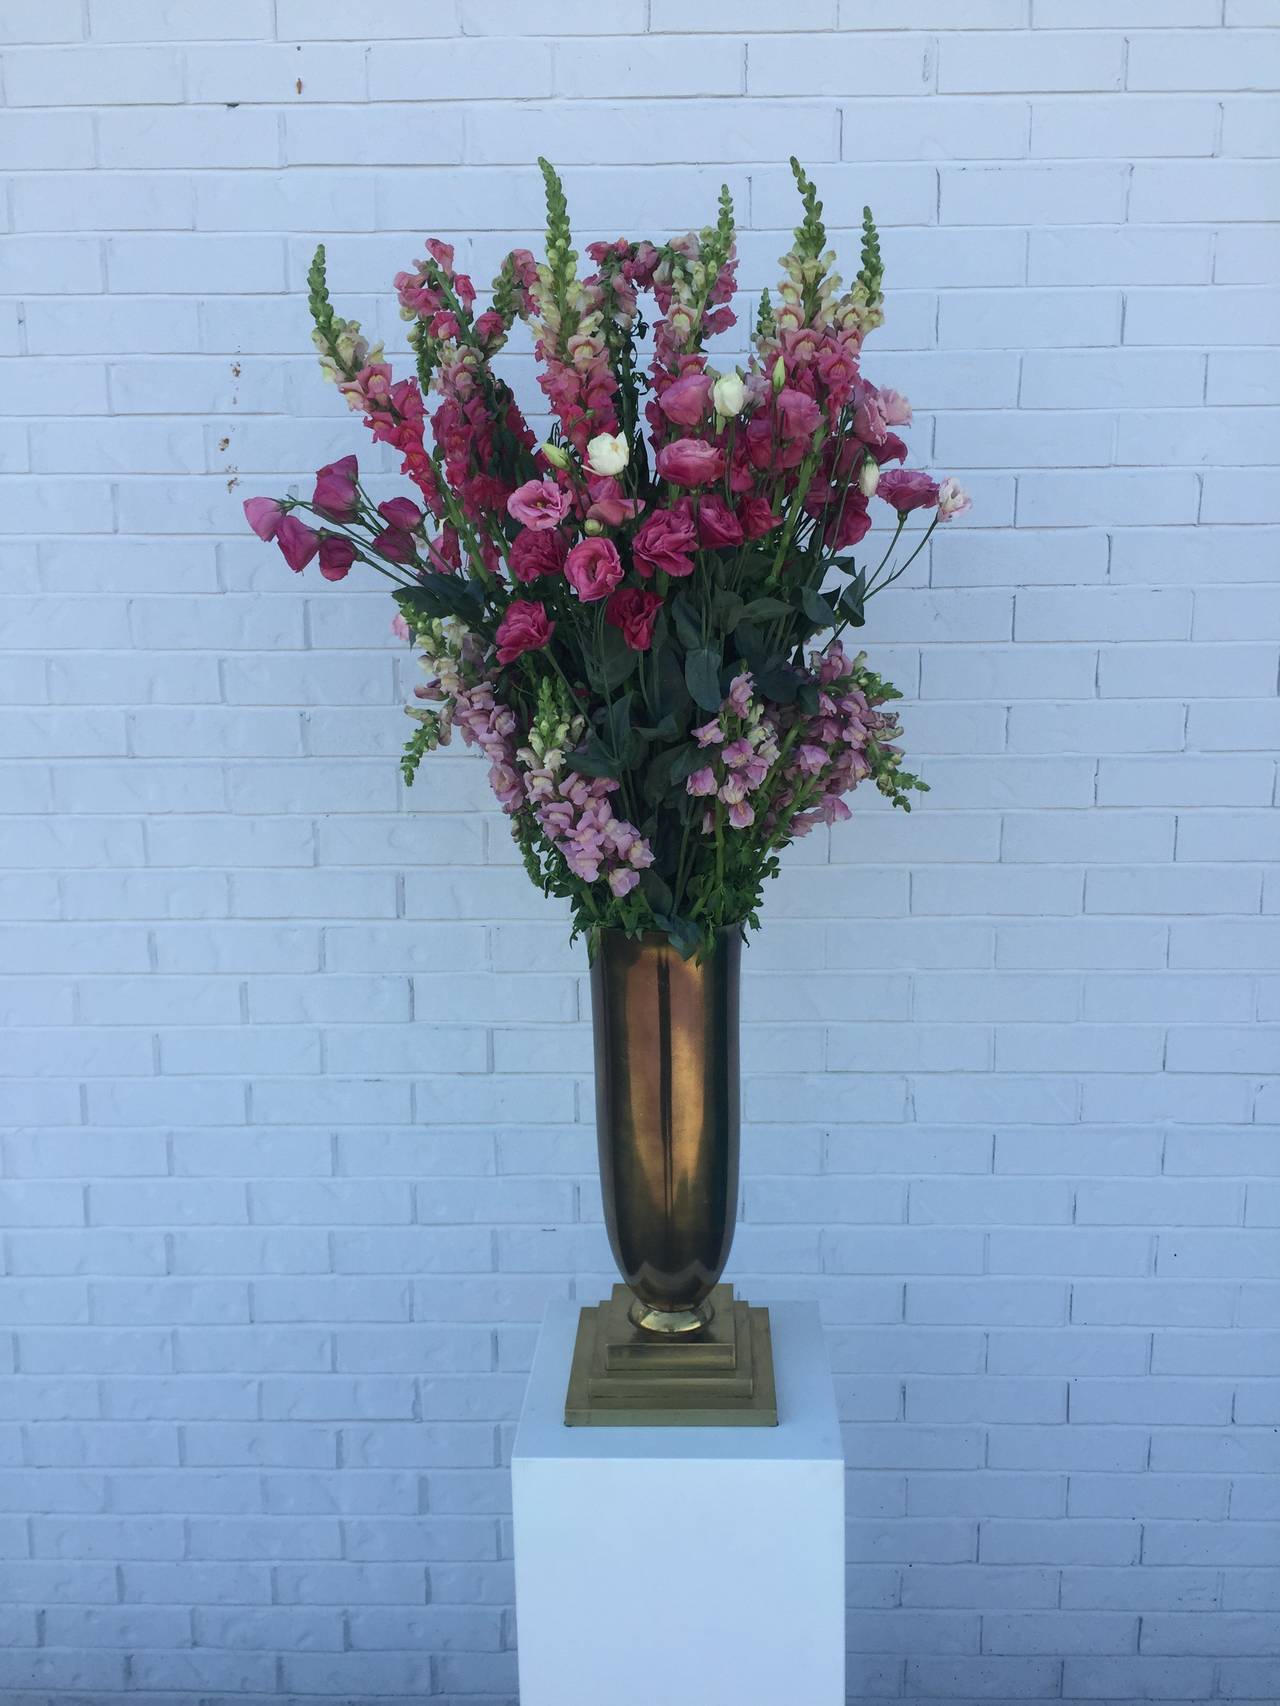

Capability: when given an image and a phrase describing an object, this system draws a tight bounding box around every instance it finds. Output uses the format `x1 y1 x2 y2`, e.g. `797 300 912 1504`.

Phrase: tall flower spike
789 156 827 261
857 205 884 304
538 156 578 325
307 243 336 344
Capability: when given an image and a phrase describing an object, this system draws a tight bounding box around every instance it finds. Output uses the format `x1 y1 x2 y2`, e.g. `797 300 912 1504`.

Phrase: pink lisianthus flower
317 535 356 581
776 387 823 442
659 372 714 427
509 527 568 583
655 437 725 489
507 477 570 530
737 495 781 539
604 586 663 652
825 491 871 550
312 455 359 521
275 513 320 573
937 477 972 521
584 476 644 528
495 598 554 665
378 497 423 531
632 506 697 578
876 469 940 515
372 527 415 564
565 537 624 602
880 388 913 427
686 767 718 797
244 496 284 541
696 493 744 549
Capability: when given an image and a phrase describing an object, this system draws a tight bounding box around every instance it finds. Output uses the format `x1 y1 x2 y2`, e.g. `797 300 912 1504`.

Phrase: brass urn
565 928 775 1425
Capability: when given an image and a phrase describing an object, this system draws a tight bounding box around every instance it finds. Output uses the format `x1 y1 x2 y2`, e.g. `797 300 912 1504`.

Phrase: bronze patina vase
592 926 741 1333
565 928 776 1425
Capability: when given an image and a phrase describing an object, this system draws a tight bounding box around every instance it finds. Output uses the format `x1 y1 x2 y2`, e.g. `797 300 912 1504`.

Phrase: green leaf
800 586 837 628
668 743 705 786
838 571 867 629
670 589 703 653
711 588 745 632
740 596 792 621
756 665 801 704
606 691 633 756
565 739 620 780
586 623 639 691
639 870 674 917
685 646 723 714
796 680 821 716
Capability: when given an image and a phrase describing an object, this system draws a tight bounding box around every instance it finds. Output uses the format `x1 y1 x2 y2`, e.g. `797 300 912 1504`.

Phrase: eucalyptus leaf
565 739 619 780
740 596 792 621
800 586 837 627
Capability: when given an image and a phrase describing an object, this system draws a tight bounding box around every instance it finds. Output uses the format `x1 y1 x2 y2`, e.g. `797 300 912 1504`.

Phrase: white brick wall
1 2 1278 1702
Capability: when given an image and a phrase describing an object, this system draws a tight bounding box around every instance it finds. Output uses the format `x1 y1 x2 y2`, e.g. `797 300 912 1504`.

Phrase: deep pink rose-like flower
495 599 555 665
659 372 713 427
631 506 697 579
312 455 359 521
696 493 744 549
507 477 570 530
509 527 568 584
275 514 320 573
377 497 423 531
318 535 356 582
565 537 625 602
372 527 415 563
584 476 644 529
244 497 284 541
825 491 872 550
605 586 663 652
776 387 823 442
655 437 725 489
737 495 782 539
877 469 940 515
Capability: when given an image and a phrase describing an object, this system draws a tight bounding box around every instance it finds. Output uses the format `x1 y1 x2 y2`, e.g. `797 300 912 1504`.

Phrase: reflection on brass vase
565 927 776 1425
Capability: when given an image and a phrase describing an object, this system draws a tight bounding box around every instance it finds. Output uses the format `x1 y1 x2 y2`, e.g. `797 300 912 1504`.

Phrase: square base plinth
512 1300 845 1706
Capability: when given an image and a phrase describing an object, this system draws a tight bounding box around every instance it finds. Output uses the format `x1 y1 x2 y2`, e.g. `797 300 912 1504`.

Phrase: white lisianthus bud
711 371 746 418
541 440 571 470
771 355 787 393
857 457 880 498
585 432 629 477
583 517 604 536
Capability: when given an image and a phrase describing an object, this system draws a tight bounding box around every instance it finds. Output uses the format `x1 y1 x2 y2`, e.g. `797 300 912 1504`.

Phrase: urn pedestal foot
564 1284 777 1426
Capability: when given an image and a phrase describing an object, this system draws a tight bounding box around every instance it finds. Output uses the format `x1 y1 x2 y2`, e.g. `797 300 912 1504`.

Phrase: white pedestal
512 1300 845 1706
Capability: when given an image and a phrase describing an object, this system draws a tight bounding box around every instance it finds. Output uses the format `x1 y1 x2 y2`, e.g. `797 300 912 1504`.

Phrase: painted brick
1 2 1276 1693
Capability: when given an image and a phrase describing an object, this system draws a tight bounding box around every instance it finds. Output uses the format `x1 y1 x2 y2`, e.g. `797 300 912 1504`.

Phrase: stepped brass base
564 1285 778 1426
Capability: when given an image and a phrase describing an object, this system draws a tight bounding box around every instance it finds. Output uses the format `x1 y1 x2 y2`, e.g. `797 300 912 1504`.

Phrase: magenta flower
696 493 744 549
378 497 423 531
372 527 415 563
495 599 555 665
243 496 284 541
312 455 359 521
507 477 570 530
659 372 713 427
510 527 568 584
655 437 725 489
565 537 624 603
604 586 663 652
877 469 940 515
318 535 356 581
275 514 320 573
737 495 781 539
776 388 822 442
632 506 697 578
584 476 644 529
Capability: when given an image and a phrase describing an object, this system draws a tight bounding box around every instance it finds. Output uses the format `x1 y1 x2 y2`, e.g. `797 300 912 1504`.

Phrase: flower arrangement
245 159 969 957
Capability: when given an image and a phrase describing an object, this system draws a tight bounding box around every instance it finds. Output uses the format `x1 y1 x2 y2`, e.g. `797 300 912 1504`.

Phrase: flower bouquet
244 157 968 961
246 158 971 1405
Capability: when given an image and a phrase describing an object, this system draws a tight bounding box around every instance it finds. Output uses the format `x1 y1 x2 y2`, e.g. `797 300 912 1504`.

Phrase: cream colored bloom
857 457 880 498
711 371 746 418
585 432 629 476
